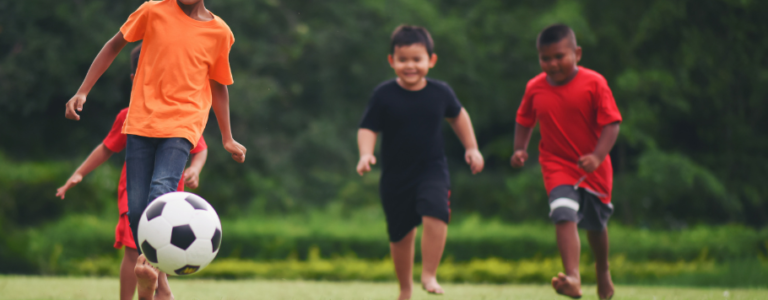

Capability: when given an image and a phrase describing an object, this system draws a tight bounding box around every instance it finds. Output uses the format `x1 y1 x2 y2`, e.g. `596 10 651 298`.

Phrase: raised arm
447 108 484 174
65 32 129 120
510 122 534 168
183 149 208 189
210 79 247 163
578 122 620 173
55 144 115 199
356 128 378 176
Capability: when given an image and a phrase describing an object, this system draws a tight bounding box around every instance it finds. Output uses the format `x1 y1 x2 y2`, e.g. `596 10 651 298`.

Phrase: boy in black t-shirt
357 25 484 300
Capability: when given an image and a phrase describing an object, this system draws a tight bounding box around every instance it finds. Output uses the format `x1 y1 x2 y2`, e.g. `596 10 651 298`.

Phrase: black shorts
381 180 451 242
548 185 614 231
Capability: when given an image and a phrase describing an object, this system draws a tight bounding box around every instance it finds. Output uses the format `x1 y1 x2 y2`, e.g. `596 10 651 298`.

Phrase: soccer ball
137 192 222 276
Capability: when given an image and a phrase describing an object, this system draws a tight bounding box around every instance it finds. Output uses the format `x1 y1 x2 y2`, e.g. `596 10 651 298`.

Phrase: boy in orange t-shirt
57 44 208 300
64 1 245 299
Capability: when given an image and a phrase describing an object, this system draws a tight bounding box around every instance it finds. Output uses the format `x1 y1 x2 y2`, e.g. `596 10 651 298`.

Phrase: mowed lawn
0 276 766 300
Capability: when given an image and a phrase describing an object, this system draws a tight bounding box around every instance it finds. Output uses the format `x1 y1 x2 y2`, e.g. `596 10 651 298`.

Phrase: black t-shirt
359 78 463 193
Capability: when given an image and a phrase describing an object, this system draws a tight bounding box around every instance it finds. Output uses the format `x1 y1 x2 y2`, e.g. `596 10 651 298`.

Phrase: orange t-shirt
119 0 234 147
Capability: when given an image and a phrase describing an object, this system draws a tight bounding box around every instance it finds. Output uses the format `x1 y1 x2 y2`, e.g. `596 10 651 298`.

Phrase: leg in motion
120 247 139 300
553 221 583 299
420 216 447 294
391 228 417 300
588 229 614 300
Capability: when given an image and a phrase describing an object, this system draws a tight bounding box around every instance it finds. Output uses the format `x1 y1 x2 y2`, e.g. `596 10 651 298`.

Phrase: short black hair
537 24 577 49
390 25 434 56
130 42 142 75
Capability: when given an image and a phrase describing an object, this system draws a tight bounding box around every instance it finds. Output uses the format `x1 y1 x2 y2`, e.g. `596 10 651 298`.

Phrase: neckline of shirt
393 78 431 93
168 0 219 28
545 67 582 88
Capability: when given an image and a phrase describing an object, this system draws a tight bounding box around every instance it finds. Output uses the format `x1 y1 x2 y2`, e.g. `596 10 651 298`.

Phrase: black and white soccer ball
138 192 222 276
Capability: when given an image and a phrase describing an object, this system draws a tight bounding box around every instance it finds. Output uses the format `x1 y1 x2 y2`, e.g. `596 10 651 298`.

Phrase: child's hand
224 139 247 163
465 149 484 174
510 150 528 168
356 154 377 176
577 153 602 173
65 93 87 120
55 174 83 199
183 167 201 189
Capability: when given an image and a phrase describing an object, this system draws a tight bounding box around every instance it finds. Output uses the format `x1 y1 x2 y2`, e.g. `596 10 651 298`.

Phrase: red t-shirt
516 67 622 203
103 108 208 215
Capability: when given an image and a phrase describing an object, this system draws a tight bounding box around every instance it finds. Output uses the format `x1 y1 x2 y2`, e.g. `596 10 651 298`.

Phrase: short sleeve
594 78 622 126
190 136 208 154
516 85 537 127
103 110 129 153
120 2 153 42
442 84 463 118
359 94 385 132
209 31 235 85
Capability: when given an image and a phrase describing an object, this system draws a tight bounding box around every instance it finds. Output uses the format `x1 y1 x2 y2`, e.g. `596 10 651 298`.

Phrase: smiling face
538 38 582 85
388 44 438 91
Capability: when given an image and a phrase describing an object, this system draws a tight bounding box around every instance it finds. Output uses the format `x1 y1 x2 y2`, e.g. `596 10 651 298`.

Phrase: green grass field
0 276 766 300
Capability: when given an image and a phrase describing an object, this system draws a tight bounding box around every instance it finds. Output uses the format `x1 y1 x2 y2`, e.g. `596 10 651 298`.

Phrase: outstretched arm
56 144 115 199
578 122 620 173
510 122 534 168
211 80 247 163
356 128 378 176
65 32 129 120
447 108 484 174
183 149 208 189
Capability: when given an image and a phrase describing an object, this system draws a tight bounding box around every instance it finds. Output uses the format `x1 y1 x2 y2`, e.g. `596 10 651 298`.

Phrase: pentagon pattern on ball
185 194 209 210
212 228 222 252
145 200 167 221
175 265 200 275
141 240 158 263
171 225 196 250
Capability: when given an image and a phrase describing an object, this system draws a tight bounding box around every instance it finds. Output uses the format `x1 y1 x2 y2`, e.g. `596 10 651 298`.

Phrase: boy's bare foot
421 276 444 295
597 270 614 300
397 289 412 300
134 255 159 300
551 272 582 299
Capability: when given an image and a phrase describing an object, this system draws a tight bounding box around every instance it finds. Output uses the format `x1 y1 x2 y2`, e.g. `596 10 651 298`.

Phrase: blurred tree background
1 0 767 275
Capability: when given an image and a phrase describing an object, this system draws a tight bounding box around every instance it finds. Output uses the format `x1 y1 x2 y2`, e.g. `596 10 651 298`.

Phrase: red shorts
114 212 137 249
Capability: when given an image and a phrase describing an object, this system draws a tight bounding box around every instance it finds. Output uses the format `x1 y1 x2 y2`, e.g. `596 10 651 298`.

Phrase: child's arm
183 149 208 189
356 128 378 176
65 32 129 121
210 80 247 163
447 108 484 174
511 122 534 168
578 122 620 173
55 144 115 199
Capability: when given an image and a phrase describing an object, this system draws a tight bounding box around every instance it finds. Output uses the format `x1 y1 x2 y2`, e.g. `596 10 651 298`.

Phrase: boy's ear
428 54 438 68
574 46 582 63
387 54 395 68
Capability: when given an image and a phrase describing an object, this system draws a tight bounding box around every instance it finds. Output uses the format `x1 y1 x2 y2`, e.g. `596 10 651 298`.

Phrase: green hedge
67 248 768 287
13 212 768 276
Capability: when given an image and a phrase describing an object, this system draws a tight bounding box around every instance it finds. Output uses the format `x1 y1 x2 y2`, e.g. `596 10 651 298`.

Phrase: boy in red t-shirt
56 44 208 300
511 24 621 300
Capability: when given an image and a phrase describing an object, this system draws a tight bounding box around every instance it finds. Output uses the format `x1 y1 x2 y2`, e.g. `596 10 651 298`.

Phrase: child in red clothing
511 24 621 300
55 44 208 300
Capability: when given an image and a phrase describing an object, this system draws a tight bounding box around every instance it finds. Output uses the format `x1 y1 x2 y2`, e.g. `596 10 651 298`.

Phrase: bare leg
391 228 417 300
420 216 447 295
154 271 174 300
134 254 159 300
552 221 582 299
120 247 139 300
588 229 614 300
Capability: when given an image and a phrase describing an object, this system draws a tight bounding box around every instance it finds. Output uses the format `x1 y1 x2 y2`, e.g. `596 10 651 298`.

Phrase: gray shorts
549 185 614 231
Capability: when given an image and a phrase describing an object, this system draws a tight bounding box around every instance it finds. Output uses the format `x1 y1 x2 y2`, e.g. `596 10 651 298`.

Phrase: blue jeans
126 135 192 253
